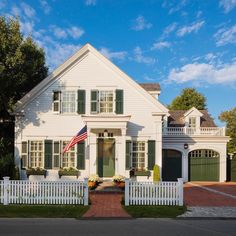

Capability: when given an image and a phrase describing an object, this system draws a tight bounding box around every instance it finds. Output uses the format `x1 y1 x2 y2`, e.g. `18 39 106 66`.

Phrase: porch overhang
81 115 131 134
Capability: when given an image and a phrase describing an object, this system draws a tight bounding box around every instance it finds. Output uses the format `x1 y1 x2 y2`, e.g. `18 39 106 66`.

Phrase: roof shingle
168 110 216 127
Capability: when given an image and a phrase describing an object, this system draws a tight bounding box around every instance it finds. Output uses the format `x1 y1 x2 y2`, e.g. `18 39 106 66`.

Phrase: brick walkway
83 192 131 218
184 182 236 206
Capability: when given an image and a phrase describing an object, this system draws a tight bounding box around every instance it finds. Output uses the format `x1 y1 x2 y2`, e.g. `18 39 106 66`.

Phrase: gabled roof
168 110 217 127
184 107 203 117
139 83 161 92
14 43 168 114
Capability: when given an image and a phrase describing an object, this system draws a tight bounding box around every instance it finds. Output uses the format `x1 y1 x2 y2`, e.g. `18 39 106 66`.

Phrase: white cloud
67 26 84 39
162 0 188 15
99 47 127 61
133 47 155 65
214 24 236 46
11 5 21 16
219 0 236 13
50 25 85 40
205 53 217 62
40 0 51 14
50 25 67 39
177 21 205 37
85 0 96 6
20 2 35 18
151 41 171 50
161 22 177 39
168 62 236 84
131 15 152 31
20 21 34 35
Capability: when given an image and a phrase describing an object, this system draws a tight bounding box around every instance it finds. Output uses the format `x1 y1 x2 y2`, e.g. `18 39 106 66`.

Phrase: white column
89 133 97 175
220 146 227 182
177 178 184 206
153 115 163 176
84 177 89 206
182 151 188 182
118 128 127 177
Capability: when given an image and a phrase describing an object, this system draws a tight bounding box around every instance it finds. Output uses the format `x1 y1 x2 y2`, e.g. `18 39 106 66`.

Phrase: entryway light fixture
184 143 188 149
104 129 108 138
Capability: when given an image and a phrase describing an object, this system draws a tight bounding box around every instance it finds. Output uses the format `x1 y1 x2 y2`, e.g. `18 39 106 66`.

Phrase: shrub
0 154 16 179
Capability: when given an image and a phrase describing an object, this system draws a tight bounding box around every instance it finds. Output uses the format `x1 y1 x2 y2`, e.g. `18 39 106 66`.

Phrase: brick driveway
184 182 236 206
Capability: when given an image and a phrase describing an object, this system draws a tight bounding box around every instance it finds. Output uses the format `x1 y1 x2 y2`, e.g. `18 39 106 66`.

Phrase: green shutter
148 140 155 170
91 90 98 113
126 140 131 170
77 90 86 114
77 141 85 169
44 140 53 169
115 89 123 114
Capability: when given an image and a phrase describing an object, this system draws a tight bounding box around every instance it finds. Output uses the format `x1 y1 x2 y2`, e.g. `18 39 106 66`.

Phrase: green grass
123 205 187 218
0 205 89 218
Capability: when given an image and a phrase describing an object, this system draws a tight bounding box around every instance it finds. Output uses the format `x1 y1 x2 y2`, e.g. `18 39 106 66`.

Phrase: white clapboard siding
1 180 87 205
125 179 183 206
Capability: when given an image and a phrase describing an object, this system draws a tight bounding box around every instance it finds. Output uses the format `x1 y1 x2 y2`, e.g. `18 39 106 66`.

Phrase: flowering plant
112 175 125 183
88 174 100 183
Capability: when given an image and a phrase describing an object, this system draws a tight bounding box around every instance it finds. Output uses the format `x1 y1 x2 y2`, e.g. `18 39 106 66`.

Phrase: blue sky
1 0 236 125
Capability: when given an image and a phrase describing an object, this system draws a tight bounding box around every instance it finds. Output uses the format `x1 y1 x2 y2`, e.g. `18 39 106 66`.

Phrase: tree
168 88 207 110
219 107 236 154
0 16 48 121
0 17 48 175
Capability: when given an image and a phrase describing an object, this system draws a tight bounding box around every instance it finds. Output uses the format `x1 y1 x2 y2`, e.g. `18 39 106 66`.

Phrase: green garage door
189 149 219 181
162 149 182 181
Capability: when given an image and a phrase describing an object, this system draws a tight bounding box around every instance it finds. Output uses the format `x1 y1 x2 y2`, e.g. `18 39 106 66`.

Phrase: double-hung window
53 91 61 113
61 141 76 168
62 91 76 113
189 117 196 128
29 141 43 168
91 90 114 114
131 141 146 169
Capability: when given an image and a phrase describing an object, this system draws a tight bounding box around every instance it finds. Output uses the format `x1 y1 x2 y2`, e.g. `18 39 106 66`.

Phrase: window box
26 168 47 178
134 170 151 176
58 168 79 178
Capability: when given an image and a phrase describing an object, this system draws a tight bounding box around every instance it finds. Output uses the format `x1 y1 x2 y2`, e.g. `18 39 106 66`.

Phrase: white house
13 43 229 182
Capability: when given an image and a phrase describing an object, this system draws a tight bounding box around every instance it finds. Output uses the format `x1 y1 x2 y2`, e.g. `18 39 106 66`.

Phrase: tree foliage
168 88 207 110
0 16 48 120
219 107 236 154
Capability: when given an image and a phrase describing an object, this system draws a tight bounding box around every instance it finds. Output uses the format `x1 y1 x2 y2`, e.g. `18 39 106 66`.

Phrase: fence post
125 178 129 206
3 177 10 206
177 178 183 206
84 178 89 206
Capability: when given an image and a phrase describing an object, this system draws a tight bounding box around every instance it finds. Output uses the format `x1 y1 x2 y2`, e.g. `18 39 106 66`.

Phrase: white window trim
61 90 77 114
131 140 147 170
29 140 44 168
91 90 115 114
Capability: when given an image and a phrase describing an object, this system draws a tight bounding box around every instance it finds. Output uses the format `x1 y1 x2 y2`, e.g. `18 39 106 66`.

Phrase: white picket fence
125 178 183 206
0 177 88 205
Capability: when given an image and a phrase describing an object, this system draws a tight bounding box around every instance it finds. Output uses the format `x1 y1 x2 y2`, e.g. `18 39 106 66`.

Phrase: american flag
63 125 87 153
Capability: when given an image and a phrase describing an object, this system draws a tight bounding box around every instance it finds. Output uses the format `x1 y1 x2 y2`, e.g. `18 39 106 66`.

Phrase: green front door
97 138 115 177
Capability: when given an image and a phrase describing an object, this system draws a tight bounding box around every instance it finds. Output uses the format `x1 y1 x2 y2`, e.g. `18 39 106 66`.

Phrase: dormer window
189 117 196 128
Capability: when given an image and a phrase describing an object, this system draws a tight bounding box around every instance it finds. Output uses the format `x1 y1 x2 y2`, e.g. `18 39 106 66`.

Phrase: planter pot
58 170 79 178
88 181 97 190
26 169 47 178
117 182 125 189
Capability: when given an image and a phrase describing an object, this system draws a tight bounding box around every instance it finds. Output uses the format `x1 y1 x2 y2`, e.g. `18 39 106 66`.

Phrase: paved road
0 218 236 236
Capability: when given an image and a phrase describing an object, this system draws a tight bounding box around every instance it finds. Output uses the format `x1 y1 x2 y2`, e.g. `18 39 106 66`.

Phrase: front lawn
123 205 187 218
0 205 89 218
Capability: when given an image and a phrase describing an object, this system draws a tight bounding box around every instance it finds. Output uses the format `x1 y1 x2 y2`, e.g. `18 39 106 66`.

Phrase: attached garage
188 149 220 181
162 149 182 181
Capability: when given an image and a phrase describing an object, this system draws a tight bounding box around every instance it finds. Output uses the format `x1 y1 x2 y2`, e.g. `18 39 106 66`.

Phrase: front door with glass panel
97 138 115 177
